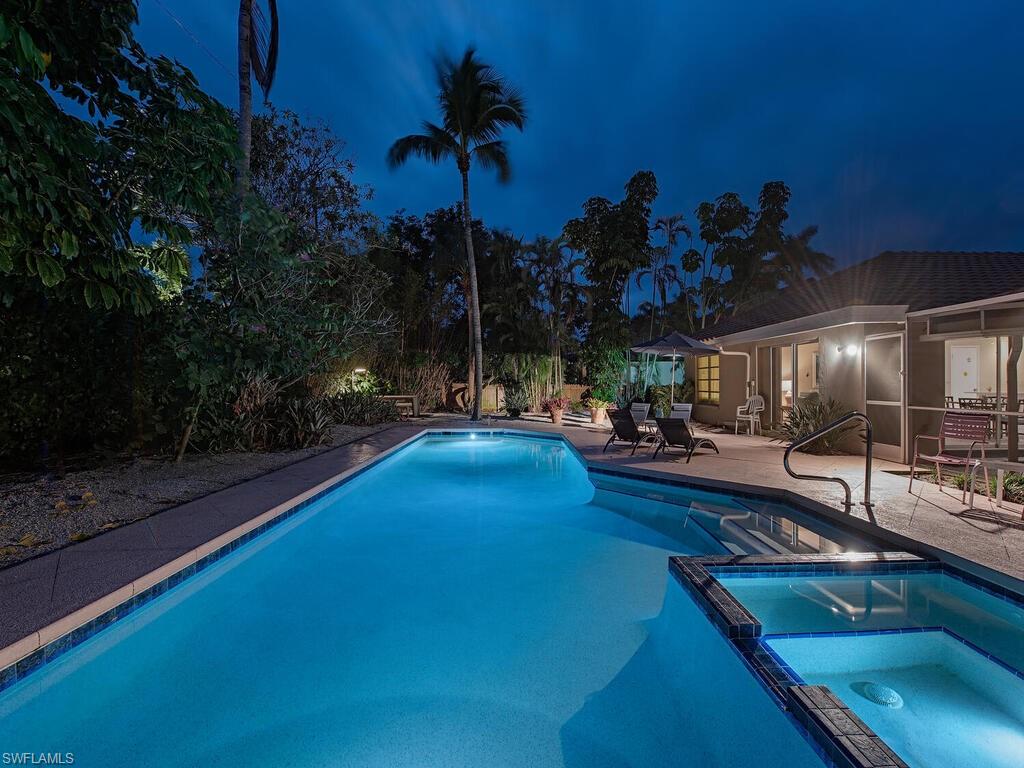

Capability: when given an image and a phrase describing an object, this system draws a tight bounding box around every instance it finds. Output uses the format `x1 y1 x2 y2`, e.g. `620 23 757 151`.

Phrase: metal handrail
783 410 873 513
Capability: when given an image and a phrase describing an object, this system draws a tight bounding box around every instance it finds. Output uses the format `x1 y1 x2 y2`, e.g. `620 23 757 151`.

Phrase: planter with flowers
585 397 613 425
541 396 572 425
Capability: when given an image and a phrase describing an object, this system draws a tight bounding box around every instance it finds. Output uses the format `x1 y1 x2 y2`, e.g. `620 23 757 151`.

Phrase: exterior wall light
837 344 859 357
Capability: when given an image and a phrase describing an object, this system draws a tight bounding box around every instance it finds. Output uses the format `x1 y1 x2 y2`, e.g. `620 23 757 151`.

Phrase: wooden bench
379 394 421 418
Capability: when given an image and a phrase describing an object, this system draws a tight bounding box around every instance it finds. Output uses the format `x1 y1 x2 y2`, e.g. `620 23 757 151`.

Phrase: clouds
138 0 1024 266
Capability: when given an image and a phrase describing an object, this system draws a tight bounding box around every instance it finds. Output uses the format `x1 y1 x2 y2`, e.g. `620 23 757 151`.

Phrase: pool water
721 572 1024 671
0 436 826 768
767 631 1024 768
724 570 1024 768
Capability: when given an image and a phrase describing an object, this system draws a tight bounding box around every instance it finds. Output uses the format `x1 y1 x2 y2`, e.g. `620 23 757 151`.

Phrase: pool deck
1 415 1022 662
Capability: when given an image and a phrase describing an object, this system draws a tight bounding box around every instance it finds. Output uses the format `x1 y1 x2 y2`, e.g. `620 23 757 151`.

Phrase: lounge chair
604 409 658 454
669 403 693 421
629 402 651 425
653 417 720 462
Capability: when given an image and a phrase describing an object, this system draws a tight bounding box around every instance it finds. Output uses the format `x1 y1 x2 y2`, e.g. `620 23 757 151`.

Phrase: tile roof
693 251 1024 340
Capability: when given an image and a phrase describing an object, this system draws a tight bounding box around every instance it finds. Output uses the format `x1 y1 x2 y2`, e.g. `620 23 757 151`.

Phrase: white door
950 346 979 401
864 334 904 461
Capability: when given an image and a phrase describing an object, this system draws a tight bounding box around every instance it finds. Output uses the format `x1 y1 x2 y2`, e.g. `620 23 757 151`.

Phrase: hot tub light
469 432 477 440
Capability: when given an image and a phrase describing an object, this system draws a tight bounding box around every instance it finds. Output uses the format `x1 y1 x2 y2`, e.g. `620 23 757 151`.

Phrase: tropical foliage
0 3 237 312
774 394 856 454
0 2 837 472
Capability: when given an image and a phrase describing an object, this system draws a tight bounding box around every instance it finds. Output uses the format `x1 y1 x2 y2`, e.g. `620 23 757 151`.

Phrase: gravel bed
0 423 395 569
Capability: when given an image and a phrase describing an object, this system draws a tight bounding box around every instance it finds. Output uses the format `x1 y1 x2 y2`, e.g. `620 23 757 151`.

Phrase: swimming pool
721 568 1024 768
0 433 841 767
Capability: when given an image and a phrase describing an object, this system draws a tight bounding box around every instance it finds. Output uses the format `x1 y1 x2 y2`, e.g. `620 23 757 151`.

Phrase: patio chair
653 418 719 463
669 403 693 422
944 396 956 408
735 395 765 435
958 397 985 410
604 409 658 454
909 411 992 503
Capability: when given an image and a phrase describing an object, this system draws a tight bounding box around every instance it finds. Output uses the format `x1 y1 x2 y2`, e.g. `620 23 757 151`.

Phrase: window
696 355 720 405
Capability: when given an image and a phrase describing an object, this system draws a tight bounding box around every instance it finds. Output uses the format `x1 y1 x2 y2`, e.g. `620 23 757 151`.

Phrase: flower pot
549 409 563 425
590 407 606 425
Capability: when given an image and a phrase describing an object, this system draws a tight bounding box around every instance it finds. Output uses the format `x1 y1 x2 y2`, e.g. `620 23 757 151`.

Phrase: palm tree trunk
460 166 484 420
649 265 657 341
237 0 253 197
699 245 709 329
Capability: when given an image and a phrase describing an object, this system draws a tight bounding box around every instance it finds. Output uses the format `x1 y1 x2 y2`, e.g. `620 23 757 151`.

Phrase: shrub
583 347 625 403
643 385 672 417
541 396 571 413
586 397 613 410
503 386 530 418
328 392 400 426
774 394 856 454
278 398 333 449
929 469 1024 505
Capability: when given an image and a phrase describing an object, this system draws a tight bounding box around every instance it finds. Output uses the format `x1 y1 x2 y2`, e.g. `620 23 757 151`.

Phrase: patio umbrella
630 331 720 405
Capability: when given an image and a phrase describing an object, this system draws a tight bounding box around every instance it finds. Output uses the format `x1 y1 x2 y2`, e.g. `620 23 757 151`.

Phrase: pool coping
669 551 1024 768
2 425 1023 695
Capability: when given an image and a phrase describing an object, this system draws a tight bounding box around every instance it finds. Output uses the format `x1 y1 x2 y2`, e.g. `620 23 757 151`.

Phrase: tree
0 3 237 312
237 0 278 196
387 48 527 420
249 106 373 248
564 171 659 349
689 182 831 326
641 214 691 338
526 236 586 390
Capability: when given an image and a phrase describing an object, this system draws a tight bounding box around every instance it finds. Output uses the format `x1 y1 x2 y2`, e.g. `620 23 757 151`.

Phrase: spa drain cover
856 682 904 708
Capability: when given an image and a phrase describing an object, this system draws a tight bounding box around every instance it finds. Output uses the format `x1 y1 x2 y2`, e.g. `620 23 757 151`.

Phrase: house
686 251 1024 462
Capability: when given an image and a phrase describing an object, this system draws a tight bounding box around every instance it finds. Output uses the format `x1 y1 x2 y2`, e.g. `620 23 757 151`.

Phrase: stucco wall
693 323 905 454
688 344 752 426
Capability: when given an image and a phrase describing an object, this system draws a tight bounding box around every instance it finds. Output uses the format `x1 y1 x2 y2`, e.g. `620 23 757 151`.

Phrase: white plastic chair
735 395 765 435
669 403 693 422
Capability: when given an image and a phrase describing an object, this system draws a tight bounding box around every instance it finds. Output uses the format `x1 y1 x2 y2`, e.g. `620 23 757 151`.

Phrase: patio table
968 457 1024 518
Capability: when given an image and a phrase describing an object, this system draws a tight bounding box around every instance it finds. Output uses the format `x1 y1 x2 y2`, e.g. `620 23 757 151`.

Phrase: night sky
137 1 1024 285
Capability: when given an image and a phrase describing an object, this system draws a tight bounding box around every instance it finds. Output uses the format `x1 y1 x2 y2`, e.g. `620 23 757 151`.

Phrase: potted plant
585 397 613 424
541 395 571 425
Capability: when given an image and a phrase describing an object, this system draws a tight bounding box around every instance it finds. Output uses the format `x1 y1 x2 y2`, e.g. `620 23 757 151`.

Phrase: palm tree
640 214 691 338
387 48 526 420
237 0 279 196
526 236 585 391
